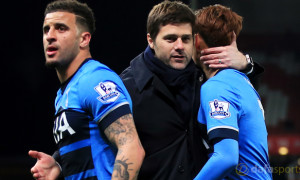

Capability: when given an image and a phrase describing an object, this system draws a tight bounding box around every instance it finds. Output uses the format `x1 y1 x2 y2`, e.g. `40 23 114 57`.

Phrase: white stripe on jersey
207 125 239 134
96 102 130 124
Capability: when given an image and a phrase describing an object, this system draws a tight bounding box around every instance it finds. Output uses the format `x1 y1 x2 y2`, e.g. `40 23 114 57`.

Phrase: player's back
202 69 272 179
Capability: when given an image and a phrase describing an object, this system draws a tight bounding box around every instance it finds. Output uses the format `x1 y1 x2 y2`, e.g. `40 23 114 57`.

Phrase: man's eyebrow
54 22 68 27
43 22 68 27
163 34 192 38
181 34 193 38
163 34 178 38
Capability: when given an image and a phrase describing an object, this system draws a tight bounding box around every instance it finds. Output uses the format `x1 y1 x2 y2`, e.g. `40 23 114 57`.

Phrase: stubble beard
44 55 66 70
45 59 59 69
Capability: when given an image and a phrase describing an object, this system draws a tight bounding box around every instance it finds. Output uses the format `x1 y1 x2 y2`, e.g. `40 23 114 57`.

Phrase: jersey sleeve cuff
98 103 131 132
208 128 239 143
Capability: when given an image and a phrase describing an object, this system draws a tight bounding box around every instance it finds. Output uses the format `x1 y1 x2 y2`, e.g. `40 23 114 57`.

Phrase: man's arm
199 32 264 83
104 113 145 180
194 139 239 180
199 32 253 71
200 43 247 70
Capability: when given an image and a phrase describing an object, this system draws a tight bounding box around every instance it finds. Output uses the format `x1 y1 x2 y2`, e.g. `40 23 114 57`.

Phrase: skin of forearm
105 114 145 180
112 140 145 180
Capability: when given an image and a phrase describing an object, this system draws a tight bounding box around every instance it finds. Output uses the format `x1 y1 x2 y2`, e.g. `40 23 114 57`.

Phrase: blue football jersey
53 59 132 180
198 69 272 179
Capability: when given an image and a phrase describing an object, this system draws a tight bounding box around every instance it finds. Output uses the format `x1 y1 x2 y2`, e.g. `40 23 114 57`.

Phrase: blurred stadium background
0 0 299 179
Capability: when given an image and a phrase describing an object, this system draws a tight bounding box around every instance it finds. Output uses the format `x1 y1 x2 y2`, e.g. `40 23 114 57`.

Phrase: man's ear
194 34 202 53
194 34 206 54
80 32 91 48
195 34 202 51
147 33 154 49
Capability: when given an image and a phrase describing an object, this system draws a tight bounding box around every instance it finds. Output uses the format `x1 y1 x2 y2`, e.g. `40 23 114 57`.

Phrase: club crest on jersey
209 99 231 119
94 81 120 103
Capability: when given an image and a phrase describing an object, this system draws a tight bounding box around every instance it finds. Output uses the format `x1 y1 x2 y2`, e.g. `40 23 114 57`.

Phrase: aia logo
53 112 76 143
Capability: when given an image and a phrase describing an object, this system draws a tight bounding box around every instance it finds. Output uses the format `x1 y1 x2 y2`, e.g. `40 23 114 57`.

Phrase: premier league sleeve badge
94 81 120 103
209 99 231 119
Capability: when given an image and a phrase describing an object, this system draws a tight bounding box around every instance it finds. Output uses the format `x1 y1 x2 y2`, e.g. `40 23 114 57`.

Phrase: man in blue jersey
193 5 272 179
28 0 145 179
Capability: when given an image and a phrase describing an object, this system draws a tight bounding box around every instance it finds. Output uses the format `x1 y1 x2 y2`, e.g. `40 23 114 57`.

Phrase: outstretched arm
199 32 248 70
28 150 61 180
104 114 145 180
194 139 239 180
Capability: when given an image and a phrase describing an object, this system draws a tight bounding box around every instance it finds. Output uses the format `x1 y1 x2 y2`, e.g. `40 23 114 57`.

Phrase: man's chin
170 63 188 70
45 60 59 69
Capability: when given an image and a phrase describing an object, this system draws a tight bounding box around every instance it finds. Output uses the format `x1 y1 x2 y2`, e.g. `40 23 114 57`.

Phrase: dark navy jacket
120 53 208 180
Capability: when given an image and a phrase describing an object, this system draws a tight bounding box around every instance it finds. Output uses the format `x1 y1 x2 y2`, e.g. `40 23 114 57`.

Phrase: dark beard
45 60 66 70
45 61 59 69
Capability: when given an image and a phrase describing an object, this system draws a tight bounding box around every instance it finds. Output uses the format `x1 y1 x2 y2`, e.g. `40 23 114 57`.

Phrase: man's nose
174 38 184 50
46 28 56 42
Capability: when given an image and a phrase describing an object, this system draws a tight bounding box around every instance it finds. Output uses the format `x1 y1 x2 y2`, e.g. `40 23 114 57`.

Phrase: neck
199 62 219 79
56 51 91 83
193 51 218 79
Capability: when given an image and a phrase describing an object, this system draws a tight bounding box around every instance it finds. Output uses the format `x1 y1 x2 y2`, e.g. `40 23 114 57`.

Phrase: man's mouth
46 46 58 56
172 55 185 61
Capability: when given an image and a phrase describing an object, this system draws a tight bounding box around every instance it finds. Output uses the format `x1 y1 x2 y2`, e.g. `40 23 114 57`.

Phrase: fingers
200 54 222 62
32 172 42 180
201 59 229 69
29 150 40 159
31 166 37 174
200 48 227 62
32 172 39 178
208 64 228 69
200 53 227 64
29 150 48 160
201 46 225 56
31 166 41 180
203 59 224 65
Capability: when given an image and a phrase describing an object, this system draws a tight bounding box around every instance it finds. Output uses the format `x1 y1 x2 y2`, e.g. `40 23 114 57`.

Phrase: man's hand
29 150 61 180
200 32 247 70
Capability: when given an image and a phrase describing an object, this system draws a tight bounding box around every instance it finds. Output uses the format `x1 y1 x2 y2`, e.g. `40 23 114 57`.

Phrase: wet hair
147 1 195 40
195 4 243 47
44 0 96 34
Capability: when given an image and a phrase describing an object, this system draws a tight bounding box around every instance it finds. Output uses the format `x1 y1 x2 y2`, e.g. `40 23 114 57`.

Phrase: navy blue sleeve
98 104 131 132
208 128 239 143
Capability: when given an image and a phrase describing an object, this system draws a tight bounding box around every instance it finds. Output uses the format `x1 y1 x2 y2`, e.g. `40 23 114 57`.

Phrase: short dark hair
195 4 243 47
147 1 195 40
44 0 96 34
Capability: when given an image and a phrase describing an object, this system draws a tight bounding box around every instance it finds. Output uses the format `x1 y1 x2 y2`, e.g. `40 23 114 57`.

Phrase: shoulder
120 52 153 92
216 69 246 80
119 53 144 79
78 60 122 86
201 69 246 101
73 60 126 100
81 60 117 77
204 69 248 89
120 66 134 82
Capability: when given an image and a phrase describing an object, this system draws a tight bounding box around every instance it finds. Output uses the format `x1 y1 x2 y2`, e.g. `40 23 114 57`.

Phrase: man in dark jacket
120 1 261 180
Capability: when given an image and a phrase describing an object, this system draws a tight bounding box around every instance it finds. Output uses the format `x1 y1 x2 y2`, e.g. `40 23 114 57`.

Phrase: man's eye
57 25 67 32
58 26 66 31
182 37 191 43
166 37 177 42
43 27 50 34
